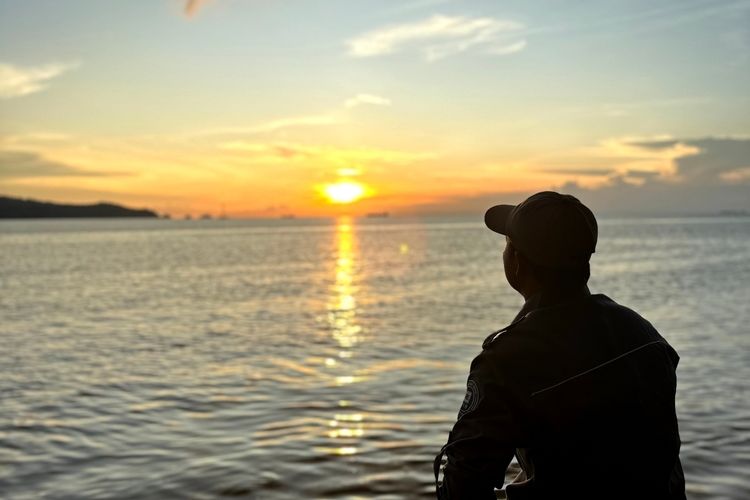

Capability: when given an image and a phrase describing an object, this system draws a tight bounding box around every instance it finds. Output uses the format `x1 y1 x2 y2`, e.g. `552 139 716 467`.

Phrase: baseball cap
484 191 598 268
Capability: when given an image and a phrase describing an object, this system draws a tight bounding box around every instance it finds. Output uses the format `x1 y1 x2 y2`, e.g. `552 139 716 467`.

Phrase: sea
1 216 749 499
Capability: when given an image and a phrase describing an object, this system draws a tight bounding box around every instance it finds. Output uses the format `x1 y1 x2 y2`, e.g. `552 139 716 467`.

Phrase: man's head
485 191 597 298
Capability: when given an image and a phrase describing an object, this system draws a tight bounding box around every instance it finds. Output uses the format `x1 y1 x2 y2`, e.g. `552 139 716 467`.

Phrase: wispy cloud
0 62 78 99
195 114 341 137
624 136 750 183
195 93 394 137
566 136 700 182
344 93 392 109
540 167 616 177
0 151 126 179
250 114 340 133
404 136 750 216
347 14 526 61
219 141 434 166
485 39 527 56
0 132 72 147
545 135 750 188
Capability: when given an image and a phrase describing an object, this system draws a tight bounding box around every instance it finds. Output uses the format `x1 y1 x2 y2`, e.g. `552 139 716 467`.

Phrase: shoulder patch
458 379 481 418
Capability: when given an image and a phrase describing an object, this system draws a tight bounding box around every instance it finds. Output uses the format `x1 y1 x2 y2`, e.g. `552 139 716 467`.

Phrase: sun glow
323 181 365 204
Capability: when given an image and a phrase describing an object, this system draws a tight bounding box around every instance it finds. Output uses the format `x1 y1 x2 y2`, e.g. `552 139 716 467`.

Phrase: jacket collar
513 285 591 322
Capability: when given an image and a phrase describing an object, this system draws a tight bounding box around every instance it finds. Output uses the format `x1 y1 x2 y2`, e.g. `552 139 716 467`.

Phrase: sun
323 181 365 204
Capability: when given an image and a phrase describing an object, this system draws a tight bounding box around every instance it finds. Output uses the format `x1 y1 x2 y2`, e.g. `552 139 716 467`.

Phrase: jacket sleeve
435 350 523 499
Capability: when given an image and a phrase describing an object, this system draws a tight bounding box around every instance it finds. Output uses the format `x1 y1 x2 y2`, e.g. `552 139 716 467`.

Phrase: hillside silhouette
0 196 158 219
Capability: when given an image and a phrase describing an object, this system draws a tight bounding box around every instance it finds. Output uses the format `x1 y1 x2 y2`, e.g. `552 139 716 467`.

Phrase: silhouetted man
435 192 685 499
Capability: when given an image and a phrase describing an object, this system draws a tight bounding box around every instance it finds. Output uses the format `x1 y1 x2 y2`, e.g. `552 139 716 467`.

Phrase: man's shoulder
481 315 528 349
589 294 662 334
481 294 592 350
480 312 546 357
481 293 661 354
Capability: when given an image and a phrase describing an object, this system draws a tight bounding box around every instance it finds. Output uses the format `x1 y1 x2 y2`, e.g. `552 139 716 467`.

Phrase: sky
0 0 748 217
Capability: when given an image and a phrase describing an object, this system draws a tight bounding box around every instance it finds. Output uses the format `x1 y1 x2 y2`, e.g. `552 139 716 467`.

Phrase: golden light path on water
317 217 366 457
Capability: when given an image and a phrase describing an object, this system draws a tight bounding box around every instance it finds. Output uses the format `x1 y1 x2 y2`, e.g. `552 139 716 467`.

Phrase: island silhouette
0 195 158 219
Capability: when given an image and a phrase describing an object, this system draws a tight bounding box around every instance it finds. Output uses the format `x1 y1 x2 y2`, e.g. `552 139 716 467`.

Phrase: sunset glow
323 182 366 204
0 1 747 217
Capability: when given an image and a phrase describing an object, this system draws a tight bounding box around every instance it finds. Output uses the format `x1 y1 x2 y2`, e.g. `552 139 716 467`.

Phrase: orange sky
1 1 748 217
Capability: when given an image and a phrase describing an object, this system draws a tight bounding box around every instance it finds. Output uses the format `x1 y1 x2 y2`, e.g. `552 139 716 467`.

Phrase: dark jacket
435 290 685 499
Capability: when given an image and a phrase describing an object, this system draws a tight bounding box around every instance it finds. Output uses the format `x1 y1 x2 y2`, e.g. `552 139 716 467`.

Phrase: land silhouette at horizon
0 195 158 219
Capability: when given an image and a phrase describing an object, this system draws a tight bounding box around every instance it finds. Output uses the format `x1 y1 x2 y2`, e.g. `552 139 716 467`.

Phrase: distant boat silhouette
366 211 389 218
280 214 296 219
200 213 213 220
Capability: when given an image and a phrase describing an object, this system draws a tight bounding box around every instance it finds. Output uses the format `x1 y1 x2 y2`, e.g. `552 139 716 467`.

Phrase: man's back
437 292 685 499
496 293 683 497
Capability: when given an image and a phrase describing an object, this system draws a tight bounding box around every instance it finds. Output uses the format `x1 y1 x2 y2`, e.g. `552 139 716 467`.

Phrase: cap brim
484 204 515 235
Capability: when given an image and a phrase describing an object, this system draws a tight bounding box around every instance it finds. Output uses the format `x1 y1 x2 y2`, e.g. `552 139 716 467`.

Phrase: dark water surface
1 216 749 499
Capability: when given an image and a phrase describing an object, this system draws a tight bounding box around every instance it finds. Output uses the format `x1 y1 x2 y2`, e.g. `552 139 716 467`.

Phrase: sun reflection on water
321 217 366 456
329 218 362 354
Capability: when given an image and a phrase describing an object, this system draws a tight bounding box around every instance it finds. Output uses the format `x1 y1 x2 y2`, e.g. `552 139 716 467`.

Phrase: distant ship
366 211 389 218
280 214 296 219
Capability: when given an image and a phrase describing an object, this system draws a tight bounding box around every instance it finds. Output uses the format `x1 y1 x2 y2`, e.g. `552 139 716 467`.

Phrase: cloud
347 14 526 61
194 93 392 138
486 39 527 56
571 136 695 181
0 62 78 99
344 93 392 109
545 136 750 188
626 139 680 150
625 137 750 183
541 167 615 177
219 141 434 166
557 178 749 216
406 178 749 217
184 0 212 17
250 114 340 133
405 136 750 216
195 114 341 137
0 151 125 179
624 169 661 179
0 133 72 148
